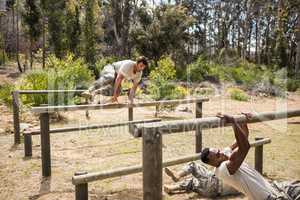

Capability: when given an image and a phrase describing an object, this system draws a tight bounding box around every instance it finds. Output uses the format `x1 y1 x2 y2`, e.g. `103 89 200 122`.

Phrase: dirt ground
0 65 300 200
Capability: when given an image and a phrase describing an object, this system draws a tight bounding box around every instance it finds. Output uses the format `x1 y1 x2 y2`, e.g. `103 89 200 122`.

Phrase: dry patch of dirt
0 92 300 200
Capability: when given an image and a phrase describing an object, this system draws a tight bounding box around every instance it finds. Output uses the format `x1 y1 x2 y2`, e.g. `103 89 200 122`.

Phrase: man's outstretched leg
164 162 240 197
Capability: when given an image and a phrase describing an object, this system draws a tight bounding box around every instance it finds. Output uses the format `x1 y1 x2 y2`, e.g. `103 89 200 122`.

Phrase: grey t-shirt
113 60 142 84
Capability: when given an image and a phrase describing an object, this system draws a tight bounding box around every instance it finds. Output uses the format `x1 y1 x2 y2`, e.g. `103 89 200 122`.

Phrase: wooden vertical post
195 102 203 153
128 106 133 133
255 137 263 174
143 128 162 200
12 91 21 144
155 105 159 117
24 133 32 157
40 113 51 177
75 171 88 200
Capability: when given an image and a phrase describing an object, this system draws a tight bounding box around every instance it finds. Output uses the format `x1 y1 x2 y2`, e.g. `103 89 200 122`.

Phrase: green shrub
287 79 300 92
170 86 189 99
18 70 49 106
18 54 94 106
0 83 14 107
186 56 210 82
228 88 249 101
148 56 177 100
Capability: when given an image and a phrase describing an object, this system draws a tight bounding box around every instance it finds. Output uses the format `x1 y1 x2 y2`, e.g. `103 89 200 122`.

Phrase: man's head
136 56 148 72
201 147 228 167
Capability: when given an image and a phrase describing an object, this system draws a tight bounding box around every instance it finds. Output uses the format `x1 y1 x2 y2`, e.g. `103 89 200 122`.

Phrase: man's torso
214 150 276 200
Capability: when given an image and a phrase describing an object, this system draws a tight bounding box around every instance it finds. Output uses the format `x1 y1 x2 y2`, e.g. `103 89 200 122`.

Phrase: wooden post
12 91 21 144
255 137 263 174
143 128 162 200
195 102 203 153
155 105 159 117
24 134 32 157
75 171 88 200
40 113 51 177
128 106 133 133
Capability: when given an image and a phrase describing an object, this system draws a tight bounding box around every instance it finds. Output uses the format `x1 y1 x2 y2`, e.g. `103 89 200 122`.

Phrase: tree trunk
255 18 258 63
42 15 46 69
30 39 33 69
16 0 22 72
232 23 235 49
238 24 241 57
296 15 300 77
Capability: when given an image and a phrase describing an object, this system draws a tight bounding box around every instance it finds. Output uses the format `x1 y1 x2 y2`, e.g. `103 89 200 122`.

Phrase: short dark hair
137 56 148 66
201 148 210 164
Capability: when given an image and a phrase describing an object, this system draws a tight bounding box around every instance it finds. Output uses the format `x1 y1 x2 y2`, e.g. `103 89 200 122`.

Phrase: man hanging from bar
82 56 148 104
164 112 300 199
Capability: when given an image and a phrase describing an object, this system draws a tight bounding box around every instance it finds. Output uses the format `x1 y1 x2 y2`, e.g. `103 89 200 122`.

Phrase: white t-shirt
113 60 142 84
214 149 276 200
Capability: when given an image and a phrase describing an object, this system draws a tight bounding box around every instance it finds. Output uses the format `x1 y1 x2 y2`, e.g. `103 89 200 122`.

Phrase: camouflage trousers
88 64 117 96
266 180 300 200
178 162 223 198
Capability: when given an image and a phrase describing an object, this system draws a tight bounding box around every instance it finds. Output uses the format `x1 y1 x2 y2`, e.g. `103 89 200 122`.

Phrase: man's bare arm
112 74 124 102
129 82 139 103
230 123 249 150
227 119 250 175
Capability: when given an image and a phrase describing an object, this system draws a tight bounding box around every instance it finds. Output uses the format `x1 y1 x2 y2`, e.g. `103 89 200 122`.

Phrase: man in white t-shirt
82 56 148 103
200 113 280 200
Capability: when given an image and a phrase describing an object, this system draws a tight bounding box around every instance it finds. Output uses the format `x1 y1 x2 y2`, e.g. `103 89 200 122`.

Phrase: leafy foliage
131 5 194 63
228 88 250 101
0 49 8 65
0 83 14 107
17 54 94 106
148 56 187 101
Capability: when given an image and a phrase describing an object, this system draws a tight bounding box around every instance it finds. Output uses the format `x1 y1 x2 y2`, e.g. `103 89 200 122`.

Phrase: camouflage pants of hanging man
178 162 236 198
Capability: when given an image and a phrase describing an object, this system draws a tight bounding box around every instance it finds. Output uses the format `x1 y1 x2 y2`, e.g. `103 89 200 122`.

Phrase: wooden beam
195 102 203 153
31 98 209 113
40 113 51 177
75 171 88 200
143 129 162 200
18 90 85 94
24 134 32 157
24 119 161 136
255 137 264 174
12 91 20 144
23 119 161 158
128 107 134 133
72 138 271 185
134 109 300 137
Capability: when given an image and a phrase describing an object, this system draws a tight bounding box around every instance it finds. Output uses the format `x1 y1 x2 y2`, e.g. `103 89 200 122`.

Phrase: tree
131 4 194 64
276 0 289 68
22 0 42 69
65 0 81 56
295 10 300 77
47 0 66 58
84 0 101 75
40 0 47 69
104 0 134 56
